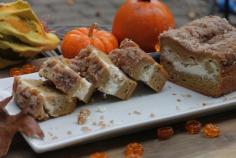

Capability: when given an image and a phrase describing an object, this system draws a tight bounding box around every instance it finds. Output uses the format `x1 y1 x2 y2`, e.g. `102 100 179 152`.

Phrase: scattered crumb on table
81 126 91 132
133 110 142 115
186 94 192 98
100 115 104 120
67 131 72 135
92 121 97 126
177 99 181 102
98 121 106 129
172 93 176 96
47 132 53 137
77 109 91 125
51 136 58 140
176 105 180 110
96 106 107 113
150 113 155 118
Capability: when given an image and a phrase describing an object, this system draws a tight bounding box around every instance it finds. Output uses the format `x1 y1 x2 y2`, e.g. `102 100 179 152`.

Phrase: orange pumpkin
61 24 118 58
112 0 175 52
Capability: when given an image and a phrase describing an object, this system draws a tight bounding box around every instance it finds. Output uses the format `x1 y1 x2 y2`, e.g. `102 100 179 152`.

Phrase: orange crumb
89 152 108 158
125 142 144 158
185 120 202 134
157 127 174 140
9 67 23 77
203 123 220 138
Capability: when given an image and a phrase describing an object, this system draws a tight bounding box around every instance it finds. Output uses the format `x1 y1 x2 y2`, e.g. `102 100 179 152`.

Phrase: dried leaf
0 96 16 157
0 96 12 110
0 110 8 121
17 113 44 139
0 96 12 121
0 125 16 157
0 96 44 157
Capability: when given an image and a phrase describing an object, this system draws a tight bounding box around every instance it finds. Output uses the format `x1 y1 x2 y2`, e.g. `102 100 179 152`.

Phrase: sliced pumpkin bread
109 39 167 92
67 46 137 100
39 58 95 103
13 77 77 120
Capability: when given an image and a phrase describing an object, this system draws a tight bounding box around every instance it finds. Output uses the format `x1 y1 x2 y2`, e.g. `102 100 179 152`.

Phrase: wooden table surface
2 58 236 158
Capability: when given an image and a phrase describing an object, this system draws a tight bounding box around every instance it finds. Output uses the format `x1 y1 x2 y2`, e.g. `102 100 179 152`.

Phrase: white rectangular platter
1 73 236 153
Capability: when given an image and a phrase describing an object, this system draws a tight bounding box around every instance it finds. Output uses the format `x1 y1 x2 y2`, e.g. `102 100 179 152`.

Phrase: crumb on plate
150 113 155 118
89 152 108 158
81 126 91 132
77 109 91 125
133 110 142 115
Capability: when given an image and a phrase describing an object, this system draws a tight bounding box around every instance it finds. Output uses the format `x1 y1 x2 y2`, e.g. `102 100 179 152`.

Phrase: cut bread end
109 39 167 92
13 77 77 120
69 46 137 100
160 45 222 97
98 65 137 100
139 63 168 92
39 58 95 103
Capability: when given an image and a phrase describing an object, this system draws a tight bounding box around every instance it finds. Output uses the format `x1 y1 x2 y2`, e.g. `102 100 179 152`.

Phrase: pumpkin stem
88 23 97 37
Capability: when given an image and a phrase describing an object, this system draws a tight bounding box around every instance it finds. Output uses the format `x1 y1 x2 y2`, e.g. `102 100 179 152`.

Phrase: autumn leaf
17 113 44 139
0 96 44 157
0 96 12 110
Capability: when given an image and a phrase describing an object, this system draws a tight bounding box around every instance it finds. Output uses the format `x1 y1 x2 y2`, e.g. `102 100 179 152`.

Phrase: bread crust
219 64 236 96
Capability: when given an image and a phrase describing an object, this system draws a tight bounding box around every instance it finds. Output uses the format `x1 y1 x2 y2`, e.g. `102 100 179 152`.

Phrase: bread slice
109 39 167 92
39 58 95 103
13 77 77 120
160 16 236 97
67 46 137 100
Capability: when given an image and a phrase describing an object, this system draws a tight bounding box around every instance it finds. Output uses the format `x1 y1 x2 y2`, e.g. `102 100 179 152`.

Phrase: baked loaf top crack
160 16 236 66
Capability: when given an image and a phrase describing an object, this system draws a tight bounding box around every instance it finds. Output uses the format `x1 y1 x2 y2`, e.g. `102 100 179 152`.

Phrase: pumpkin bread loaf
67 46 137 100
160 16 236 97
39 58 95 103
109 39 167 92
13 77 77 120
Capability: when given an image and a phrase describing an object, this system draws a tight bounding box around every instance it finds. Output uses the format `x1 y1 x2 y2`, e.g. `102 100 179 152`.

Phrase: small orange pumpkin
112 0 175 52
61 24 118 58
